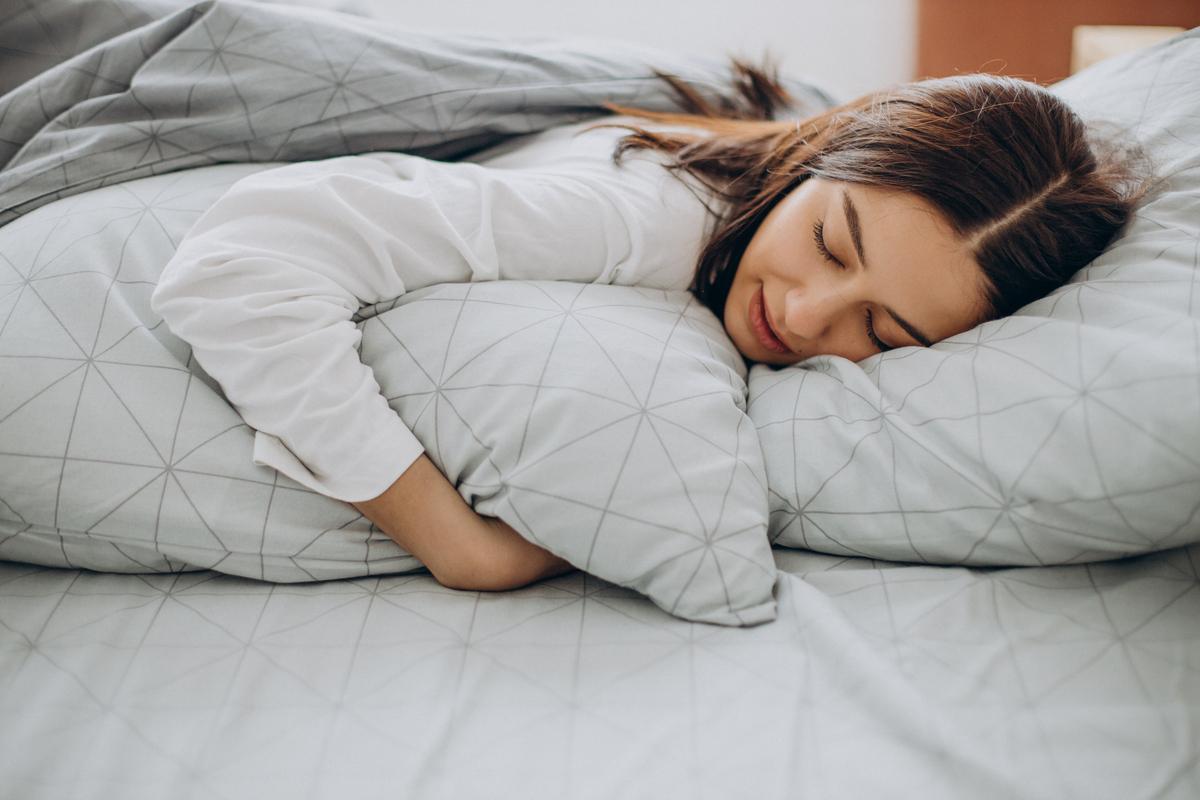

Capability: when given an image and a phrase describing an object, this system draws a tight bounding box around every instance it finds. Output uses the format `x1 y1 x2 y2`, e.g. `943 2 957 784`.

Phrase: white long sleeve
150 116 720 502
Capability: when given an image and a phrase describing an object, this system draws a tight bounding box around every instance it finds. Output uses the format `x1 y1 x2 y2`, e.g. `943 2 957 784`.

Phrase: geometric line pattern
0 4 1196 796
0 162 421 582
0 159 776 627
1 543 1197 798
0 0 836 226
0 0 839 624
361 279 778 626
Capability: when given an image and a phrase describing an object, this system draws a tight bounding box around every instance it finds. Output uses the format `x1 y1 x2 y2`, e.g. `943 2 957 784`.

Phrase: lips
750 285 791 354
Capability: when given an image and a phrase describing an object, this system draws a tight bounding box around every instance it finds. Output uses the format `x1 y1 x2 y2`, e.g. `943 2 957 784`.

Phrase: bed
2 2 1198 798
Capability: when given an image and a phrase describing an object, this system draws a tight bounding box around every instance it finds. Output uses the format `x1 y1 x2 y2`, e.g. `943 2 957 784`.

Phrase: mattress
2 545 1197 799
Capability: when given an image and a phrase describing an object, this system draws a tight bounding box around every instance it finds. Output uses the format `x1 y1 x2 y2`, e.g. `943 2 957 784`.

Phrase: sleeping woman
150 62 1147 593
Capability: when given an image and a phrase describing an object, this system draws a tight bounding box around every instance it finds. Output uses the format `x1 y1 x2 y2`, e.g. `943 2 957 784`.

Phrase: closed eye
812 220 842 267
865 309 894 353
814 218 896 352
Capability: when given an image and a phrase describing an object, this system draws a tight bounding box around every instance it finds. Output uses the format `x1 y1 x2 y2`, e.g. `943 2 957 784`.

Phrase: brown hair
588 58 1153 324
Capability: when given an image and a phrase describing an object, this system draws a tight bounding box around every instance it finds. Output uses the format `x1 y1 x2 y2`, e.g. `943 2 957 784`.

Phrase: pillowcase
361 280 777 625
751 28 1200 565
0 163 776 626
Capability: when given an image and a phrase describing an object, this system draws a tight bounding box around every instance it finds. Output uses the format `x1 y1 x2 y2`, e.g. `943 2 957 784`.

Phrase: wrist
352 455 477 576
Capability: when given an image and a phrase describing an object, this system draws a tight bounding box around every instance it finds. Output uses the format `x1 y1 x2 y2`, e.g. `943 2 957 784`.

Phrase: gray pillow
0 163 777 626
362 280 777 625
752 28 1200 565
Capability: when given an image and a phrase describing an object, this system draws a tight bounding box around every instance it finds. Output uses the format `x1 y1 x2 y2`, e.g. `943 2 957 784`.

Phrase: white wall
302 0 917 102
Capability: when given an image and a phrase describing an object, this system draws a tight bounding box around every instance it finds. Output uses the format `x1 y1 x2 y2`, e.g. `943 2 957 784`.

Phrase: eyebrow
841 189 935 348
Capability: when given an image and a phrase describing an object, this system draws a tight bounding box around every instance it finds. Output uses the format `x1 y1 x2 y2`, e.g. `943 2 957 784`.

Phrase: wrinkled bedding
2 548 1197 799
0 0 829 623
2 2 1198 796
0 0 830 224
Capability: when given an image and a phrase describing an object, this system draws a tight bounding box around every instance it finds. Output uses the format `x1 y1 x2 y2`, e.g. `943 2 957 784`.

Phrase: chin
751 350 802 367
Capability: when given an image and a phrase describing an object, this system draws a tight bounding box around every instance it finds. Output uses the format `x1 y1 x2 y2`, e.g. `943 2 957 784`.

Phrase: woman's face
724 177 990 365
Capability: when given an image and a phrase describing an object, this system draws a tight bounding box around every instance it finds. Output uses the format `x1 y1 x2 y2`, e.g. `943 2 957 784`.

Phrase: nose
781 281 847 342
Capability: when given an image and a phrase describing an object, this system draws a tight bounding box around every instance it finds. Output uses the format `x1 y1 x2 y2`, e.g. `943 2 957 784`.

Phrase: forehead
822 179 990 338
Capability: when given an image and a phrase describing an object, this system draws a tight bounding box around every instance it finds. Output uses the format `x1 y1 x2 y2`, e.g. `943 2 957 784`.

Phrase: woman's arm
150 142 708 584
353 454 574 591
151 153 642 504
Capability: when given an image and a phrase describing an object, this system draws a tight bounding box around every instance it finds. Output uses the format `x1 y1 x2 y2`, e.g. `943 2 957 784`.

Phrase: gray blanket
0 0 834 225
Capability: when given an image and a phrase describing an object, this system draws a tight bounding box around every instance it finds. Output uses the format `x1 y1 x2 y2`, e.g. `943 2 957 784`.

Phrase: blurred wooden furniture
916 0 1199 84
1070 25 1186 72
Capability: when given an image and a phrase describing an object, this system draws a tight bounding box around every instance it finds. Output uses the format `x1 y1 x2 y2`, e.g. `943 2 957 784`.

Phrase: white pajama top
150 115 722 502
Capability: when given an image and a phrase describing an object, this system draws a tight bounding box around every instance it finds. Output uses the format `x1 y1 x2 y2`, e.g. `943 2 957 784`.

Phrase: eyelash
811 220 840 266
864 310 891 352
812 219 892 353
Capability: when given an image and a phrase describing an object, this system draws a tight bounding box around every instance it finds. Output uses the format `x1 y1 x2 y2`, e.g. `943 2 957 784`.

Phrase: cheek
740 230 772 276
751 221 809 285
722 273 745 334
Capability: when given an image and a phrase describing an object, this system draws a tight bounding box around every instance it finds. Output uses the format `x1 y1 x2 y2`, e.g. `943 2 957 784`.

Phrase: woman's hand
352 454 574 592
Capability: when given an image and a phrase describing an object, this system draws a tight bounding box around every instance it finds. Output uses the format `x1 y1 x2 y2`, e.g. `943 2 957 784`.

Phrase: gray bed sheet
2 545 1197 799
